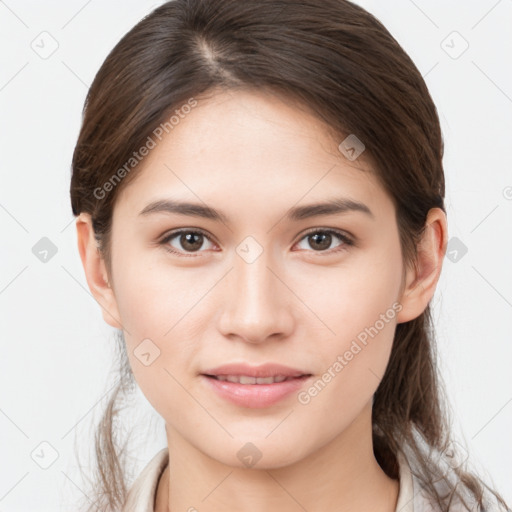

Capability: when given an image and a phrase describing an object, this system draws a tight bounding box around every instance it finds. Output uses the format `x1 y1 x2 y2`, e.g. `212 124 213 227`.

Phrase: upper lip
201 363 311 378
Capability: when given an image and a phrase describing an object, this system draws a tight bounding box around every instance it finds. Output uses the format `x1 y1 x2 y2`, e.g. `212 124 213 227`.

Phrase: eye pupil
309 233 331 251
181 232 203 251
166 229 347 256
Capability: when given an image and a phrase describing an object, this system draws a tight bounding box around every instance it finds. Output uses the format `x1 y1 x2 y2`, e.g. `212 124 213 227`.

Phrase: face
101 89 409 468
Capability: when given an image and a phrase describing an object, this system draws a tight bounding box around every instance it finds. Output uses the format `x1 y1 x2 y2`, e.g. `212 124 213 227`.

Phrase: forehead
114 89 390 220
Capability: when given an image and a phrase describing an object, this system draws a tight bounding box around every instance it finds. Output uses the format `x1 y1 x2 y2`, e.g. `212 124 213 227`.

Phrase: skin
76 89 447 512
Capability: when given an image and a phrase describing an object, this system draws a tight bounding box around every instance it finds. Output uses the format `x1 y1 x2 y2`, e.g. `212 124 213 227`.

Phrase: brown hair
70 1 509 510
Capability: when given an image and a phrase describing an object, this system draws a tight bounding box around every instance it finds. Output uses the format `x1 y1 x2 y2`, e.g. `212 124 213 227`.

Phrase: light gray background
1 1 511 510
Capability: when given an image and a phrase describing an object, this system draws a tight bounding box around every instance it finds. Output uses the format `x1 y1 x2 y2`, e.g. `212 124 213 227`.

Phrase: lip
200 363 312 408
201 362 309 378
201 374 311 408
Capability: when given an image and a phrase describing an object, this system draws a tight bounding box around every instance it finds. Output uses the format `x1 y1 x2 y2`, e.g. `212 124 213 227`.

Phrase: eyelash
159 227 354 258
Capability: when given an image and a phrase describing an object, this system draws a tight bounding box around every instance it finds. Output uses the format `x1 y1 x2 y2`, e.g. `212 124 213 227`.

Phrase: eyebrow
138 197 374 223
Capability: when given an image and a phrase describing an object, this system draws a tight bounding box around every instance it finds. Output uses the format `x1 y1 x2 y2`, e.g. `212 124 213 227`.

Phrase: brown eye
295 229 353 253
160 229 215 256
307 232 333 251
179 232 204 252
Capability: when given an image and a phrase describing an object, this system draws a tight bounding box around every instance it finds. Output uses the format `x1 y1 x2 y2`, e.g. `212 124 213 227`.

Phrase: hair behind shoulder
70 1 510 510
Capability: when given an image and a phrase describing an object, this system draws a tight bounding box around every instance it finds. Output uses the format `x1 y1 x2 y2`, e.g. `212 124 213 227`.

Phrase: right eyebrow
138 196 374 223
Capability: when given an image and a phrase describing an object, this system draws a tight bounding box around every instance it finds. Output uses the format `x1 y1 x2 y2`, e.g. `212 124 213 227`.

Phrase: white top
120 447 504 511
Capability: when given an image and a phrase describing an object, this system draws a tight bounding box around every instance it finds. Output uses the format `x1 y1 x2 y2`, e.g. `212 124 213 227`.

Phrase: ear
76 213 123 329
396 207 448 323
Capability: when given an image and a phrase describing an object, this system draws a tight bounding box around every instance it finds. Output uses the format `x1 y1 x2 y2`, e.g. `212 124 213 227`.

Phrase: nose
216 248 295 344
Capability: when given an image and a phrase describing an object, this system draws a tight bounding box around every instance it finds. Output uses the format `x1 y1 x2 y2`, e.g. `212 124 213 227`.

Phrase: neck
155 402 399 512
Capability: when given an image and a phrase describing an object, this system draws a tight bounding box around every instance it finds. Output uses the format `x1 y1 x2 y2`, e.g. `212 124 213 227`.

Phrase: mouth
200 373 313 408
202 374 311 384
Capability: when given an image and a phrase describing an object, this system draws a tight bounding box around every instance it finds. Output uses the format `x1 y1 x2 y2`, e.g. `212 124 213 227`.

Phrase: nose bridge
217 242 293 342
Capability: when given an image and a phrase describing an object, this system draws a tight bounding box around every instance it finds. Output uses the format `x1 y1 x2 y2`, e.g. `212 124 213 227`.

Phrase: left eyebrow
286 198 374 221
138 197 374 223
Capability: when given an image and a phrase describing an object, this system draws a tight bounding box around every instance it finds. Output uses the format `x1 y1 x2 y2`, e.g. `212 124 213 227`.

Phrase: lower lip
201 375 311 408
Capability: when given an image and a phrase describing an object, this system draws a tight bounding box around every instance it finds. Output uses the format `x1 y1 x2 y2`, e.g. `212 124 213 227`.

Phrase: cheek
302 239 403 345
110 254 216 412
295 285 400 442
294 322 395 451
110 222 403 433
111 246 205 337
294 238 402 413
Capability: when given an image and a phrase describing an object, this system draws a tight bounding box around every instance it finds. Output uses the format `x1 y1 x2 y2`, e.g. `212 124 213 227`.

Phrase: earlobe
396 208 447 323
75 213 123 329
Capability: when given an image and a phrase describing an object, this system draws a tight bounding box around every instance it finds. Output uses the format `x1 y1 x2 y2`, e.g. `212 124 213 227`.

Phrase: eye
160 229 216 257
159 227 354 257
294 228 353 254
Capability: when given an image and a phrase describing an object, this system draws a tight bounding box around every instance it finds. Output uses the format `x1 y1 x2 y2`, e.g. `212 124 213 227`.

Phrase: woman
70 0 510 510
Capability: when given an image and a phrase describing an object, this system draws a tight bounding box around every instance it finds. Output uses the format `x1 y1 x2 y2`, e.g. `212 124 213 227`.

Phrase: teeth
214 375 294 384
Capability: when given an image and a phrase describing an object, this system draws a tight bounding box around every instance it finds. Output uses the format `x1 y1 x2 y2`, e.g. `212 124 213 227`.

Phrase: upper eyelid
160 227 353 251
160 227 214 244
298 226 352 240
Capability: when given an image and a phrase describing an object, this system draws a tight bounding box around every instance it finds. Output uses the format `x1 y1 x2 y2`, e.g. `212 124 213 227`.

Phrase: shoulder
121 448 169 512
396 450 509 512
